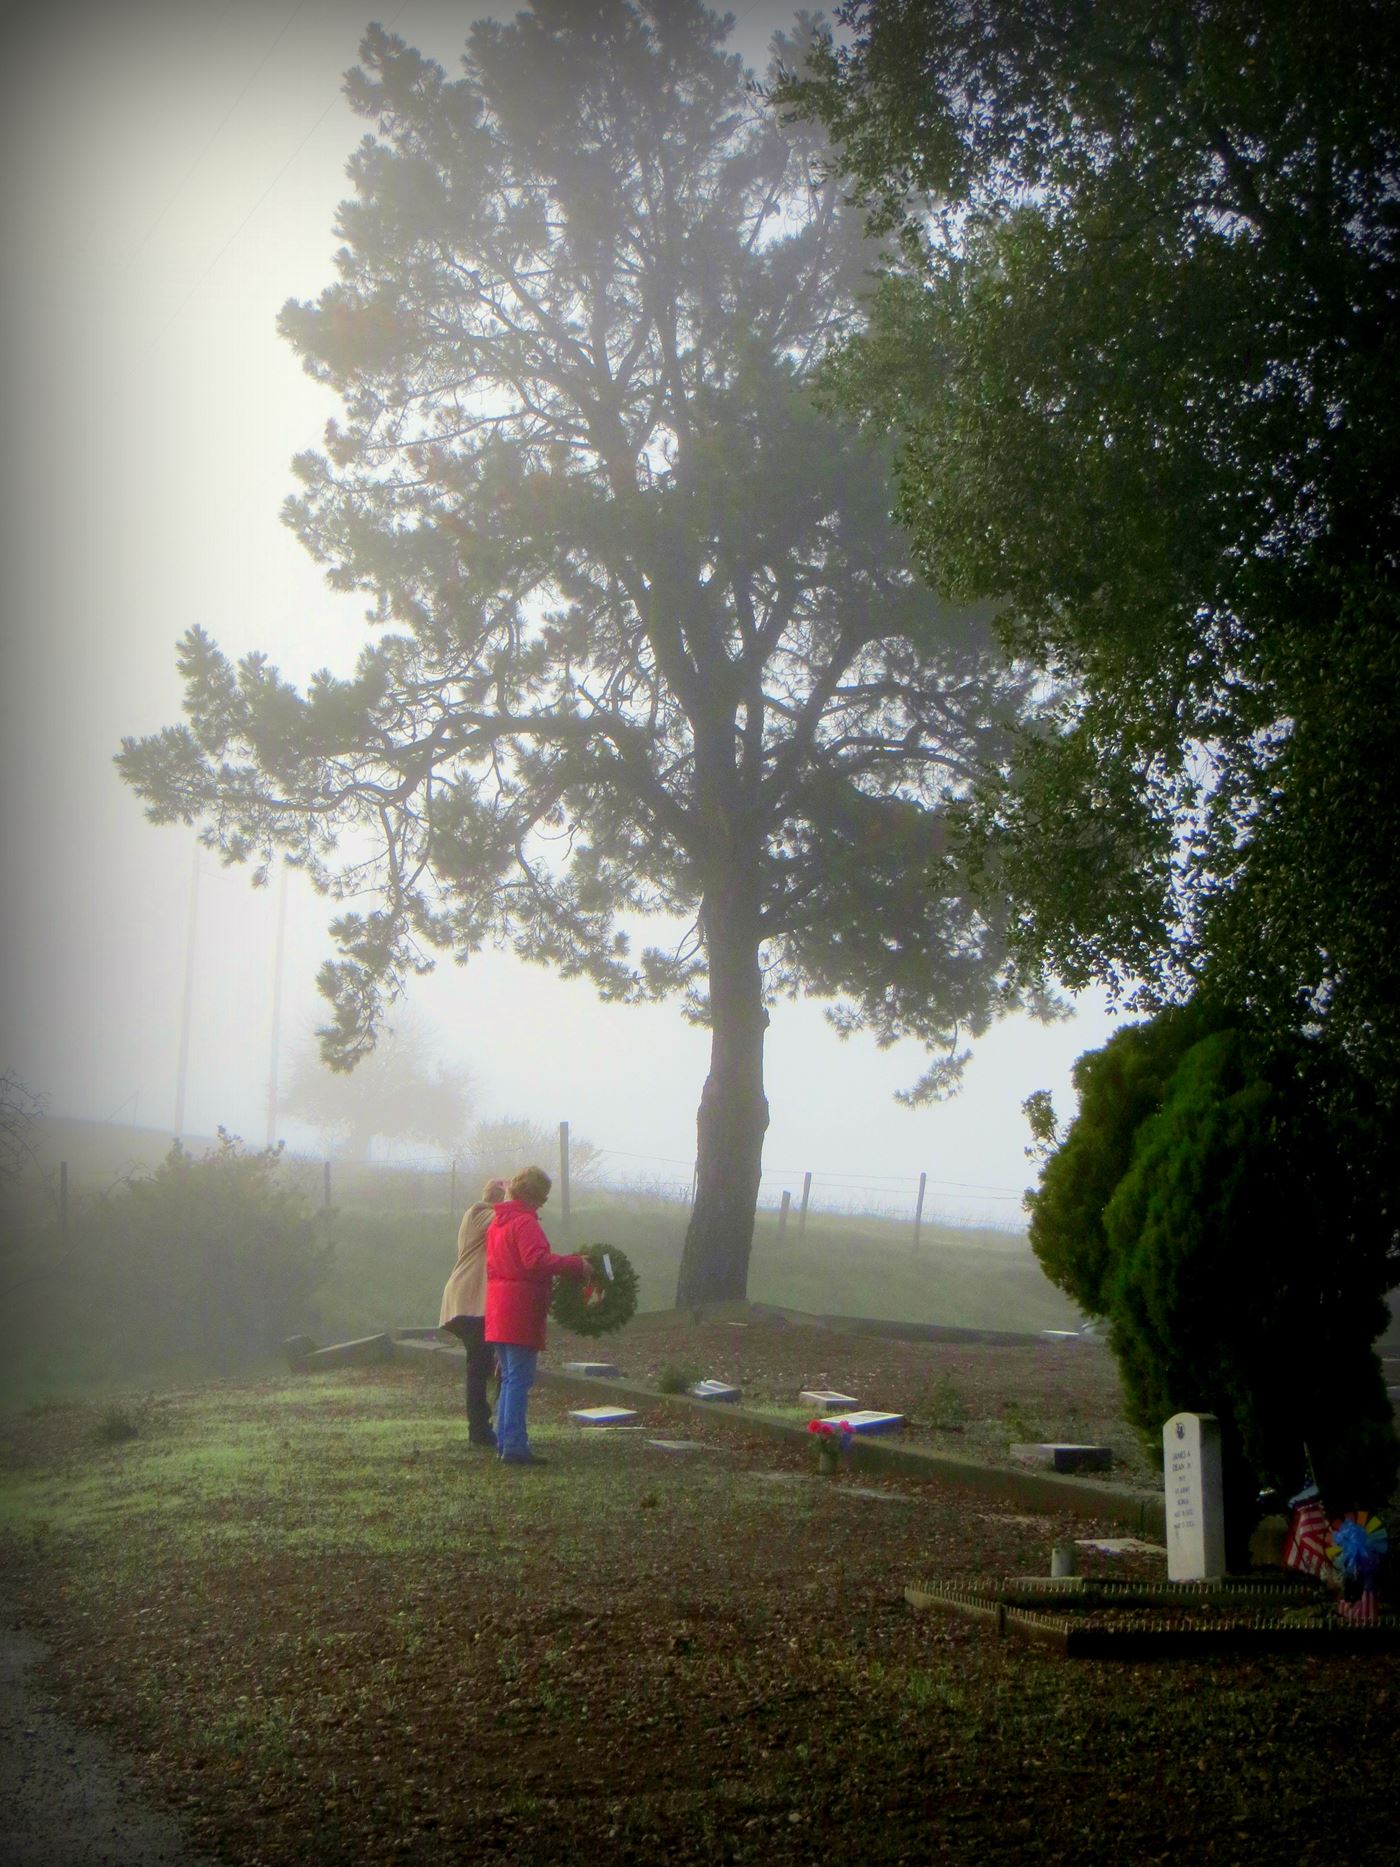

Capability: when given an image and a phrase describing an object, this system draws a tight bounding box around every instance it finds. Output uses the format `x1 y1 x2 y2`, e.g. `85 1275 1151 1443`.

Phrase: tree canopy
783 0 1400 1108
118 1 1049 1305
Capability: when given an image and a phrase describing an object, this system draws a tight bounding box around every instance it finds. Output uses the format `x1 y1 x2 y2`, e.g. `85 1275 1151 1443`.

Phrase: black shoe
469 1434 498 1451
499 1453 547 1466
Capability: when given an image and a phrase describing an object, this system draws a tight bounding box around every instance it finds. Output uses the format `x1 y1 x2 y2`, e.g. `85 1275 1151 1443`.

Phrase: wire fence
18 1119 1033 1241
270 1140 1031 1237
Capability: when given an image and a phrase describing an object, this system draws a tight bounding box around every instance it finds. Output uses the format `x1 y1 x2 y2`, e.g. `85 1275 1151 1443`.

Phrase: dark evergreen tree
783 1 1400 1111
1028 1011 1400 1548
119 3 1050 1305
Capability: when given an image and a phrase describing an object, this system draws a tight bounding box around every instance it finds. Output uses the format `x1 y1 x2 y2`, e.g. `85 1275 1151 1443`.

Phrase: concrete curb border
385 1334 1166 1539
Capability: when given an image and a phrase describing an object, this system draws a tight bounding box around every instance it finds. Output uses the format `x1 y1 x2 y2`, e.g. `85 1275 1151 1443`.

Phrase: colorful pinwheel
1328 1512 1389 1576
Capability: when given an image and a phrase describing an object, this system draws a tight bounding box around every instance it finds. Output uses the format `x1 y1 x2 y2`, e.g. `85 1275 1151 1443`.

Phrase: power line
594 1144 1026 1198
147 0 416 351
120 0 312 278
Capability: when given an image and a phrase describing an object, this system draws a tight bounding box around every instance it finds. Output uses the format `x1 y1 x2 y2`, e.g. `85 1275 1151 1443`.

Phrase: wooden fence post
797 1170 812 1245
913 1170 927 1254
323 1159 332 1213
59 1160 69 1238
777 1189 791 1247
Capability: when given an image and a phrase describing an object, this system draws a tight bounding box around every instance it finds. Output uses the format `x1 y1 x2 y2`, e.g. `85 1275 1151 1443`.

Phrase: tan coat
439 1200 494 1324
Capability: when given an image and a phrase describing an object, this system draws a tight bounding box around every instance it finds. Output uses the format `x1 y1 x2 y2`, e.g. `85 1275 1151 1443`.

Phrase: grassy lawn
3 1364 1396 1865
317 1193 1081 1345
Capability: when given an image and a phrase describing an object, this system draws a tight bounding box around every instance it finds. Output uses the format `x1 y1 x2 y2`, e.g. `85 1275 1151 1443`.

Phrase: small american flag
1282 1498 1330 1578
1336 1586 1380 1625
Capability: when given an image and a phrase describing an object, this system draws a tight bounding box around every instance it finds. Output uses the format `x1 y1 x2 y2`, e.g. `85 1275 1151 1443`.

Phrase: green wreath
551 1244 638 1337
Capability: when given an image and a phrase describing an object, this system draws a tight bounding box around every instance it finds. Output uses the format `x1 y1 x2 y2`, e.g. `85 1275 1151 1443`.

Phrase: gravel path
0 1612 217 1867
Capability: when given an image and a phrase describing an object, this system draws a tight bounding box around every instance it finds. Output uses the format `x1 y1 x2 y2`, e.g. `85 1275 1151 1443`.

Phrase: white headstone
1164 1411 1227 1580
799 1389 861 1410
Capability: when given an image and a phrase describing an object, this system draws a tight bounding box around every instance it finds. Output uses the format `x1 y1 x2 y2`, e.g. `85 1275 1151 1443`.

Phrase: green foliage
784 1 1400 1106
656 1362 700 1395
3 1133 331 1390
90 1399 151 1445
924 1372 968 1431
1027 1002 1218 1317
997 1400 1039 1446
1027 1011 1400 1528
550 1244 639 1337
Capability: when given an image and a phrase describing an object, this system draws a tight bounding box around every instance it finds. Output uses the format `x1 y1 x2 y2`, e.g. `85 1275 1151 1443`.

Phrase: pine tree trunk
675 877 769 1308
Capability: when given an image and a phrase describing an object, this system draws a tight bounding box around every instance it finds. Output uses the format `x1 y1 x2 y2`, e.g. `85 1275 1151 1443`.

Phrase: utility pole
266 860 289 1148
558 1120 572 1244
173 845 200 1140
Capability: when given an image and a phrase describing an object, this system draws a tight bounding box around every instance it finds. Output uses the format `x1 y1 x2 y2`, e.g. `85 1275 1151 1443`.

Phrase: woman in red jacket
484 1165 590 1466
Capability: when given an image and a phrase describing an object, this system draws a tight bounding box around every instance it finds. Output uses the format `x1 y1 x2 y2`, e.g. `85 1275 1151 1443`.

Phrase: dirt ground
3 1319 1394 1867
547 1310 1153 1481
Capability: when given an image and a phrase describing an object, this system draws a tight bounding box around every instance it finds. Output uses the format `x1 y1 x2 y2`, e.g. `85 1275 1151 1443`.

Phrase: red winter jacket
484 1200 589 1350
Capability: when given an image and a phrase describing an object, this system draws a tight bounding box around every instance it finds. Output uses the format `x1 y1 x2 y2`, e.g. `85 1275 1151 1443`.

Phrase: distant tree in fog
118 2 1052 1305
466 1115 601 1189
281 1017 474 1160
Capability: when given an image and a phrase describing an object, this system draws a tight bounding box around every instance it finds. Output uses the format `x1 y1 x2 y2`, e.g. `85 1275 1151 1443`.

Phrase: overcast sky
0 0 1122 1227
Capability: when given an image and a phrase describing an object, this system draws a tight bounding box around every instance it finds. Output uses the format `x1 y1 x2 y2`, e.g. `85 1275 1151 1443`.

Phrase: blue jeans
495 1344 539 1460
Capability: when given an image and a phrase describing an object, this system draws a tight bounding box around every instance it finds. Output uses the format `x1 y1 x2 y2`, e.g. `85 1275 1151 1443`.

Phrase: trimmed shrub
1028 1008 1399 1551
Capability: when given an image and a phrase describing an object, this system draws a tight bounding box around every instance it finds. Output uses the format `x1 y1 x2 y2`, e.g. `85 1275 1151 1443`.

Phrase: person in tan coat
439 1177 505 1449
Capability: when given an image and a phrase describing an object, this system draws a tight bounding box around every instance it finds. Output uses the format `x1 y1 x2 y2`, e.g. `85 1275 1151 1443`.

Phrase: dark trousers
442 1315 495 1443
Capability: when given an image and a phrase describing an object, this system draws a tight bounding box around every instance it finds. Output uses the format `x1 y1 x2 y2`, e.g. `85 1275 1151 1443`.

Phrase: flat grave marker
831 1410 904 1436
1165 1410 1226 1581
562 1361 620 1378
690 1379 741 1402
569 1406 639 1427
798 1389 861 1411
646 1439 708 1453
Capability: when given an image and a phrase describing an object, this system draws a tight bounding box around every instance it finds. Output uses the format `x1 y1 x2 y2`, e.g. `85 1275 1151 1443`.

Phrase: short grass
3 1366 1396 1866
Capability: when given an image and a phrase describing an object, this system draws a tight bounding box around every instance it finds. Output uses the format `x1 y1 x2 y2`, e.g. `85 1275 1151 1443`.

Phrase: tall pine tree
120 2 1048 1303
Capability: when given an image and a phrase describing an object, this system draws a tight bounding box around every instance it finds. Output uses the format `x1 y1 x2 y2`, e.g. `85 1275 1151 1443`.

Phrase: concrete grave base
570 1406 639 1427
904 1575 1387 1657
563 1361 620 1378
304 1333 393 1371
1011 1442 1112 1473
799 1389 861 1411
